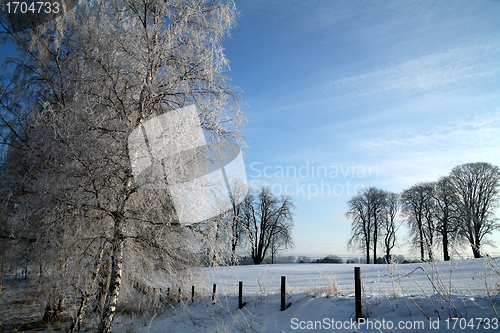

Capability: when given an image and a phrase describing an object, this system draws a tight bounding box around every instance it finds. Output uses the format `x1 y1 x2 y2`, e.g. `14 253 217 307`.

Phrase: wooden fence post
191 286 195 303
355 267 362 322
212 284 216 304
238 281 243 309
280 276 286 311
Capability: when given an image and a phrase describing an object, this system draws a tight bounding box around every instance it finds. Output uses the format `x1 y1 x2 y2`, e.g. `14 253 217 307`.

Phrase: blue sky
224 0 500 259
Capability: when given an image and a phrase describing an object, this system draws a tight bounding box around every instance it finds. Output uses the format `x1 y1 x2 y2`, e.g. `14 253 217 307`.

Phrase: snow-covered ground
113 258 500 332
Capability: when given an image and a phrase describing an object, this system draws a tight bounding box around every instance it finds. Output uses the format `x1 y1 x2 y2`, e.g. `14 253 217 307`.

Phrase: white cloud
351 110 500 190
300 41 500 108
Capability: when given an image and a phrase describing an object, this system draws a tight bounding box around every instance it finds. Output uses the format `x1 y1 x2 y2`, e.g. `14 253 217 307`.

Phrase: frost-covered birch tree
0 1 243 332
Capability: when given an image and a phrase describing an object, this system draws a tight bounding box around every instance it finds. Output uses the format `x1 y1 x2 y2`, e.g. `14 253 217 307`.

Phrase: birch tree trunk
70 245 107 333
94 249 112 317
99 221 125 333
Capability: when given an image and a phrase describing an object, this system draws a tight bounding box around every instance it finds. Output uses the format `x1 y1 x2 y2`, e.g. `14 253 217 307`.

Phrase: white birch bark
99 222 125 333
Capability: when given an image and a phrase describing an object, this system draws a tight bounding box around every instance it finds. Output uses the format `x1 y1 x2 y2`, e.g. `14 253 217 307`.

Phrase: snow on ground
114 258 500 333
199 259 497 296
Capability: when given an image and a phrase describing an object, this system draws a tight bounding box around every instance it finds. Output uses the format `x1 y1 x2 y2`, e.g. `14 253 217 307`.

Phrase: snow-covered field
113 258 500 333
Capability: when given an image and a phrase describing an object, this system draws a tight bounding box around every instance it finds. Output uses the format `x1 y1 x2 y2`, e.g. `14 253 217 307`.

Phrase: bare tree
381 191 399 263
346 187 386 264
228 179 249 265
370 188 387 263
269 223 294 264
240 187 295 265
449 162 500 258
347 191 371 264
431 176 464 261
400 182 436 261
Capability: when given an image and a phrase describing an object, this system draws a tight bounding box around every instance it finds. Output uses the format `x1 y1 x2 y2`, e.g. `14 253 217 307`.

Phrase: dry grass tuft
325 275 342 297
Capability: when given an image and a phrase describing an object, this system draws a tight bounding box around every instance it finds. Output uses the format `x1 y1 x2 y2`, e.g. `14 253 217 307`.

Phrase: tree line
346 162 500 263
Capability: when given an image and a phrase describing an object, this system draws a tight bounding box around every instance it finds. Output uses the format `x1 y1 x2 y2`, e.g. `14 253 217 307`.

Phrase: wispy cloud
355 111 500 152
298 41 500 108
352 110 500 190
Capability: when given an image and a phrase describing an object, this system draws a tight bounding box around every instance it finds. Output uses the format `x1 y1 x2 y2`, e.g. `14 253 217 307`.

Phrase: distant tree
346 192 371 264
449 162 500 258
240 187 295 265
394 254 406 264
328 255 343 263
401 182 436 261
376 257 387 264
381 192 399 263
268 226 294 264
282 255 297 264
346 187 387 264
314 255 343 264
297 256 311 263
227 180 249 265
431 177 464 261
